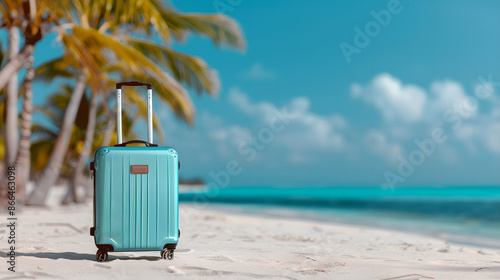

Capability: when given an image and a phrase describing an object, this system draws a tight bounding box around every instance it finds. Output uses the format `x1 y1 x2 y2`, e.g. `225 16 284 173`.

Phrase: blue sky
162 0 500 187
3 0 500 187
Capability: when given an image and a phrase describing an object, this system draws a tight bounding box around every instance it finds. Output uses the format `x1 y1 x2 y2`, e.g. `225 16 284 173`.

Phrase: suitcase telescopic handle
116 81 153 145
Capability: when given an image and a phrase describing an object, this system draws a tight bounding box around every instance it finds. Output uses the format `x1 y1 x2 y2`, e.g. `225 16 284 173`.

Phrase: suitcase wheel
96 249 108 262
161 248 174 260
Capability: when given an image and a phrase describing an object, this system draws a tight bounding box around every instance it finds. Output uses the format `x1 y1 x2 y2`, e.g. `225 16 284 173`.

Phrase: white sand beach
0 186 499 280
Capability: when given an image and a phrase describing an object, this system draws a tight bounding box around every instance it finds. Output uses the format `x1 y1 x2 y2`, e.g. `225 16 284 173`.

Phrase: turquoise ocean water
180 186 500 248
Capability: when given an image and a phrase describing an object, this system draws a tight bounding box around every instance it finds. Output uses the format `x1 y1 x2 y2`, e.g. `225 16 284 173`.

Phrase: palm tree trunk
83 107 115 200
0 44 34 91
102 109 116 147
26 72 88 206
1 27 21 208
62 91 98 204
4 27 20 165
14 56 35 206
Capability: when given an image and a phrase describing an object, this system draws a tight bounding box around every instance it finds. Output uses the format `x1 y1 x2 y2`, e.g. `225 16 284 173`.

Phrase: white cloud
352 74 483 125
454 124 476 141
485 123 500 153
241 63 274 80
430 80 469 110
228 86 272 116
228 87 348 163
351 73 427 123
352 73 500 161
453 110 500 155
210 124 251 158
364 130 403 164
432 80 499 155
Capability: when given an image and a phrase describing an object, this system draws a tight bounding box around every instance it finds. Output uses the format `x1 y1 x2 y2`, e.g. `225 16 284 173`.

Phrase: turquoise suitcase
90 81 180 262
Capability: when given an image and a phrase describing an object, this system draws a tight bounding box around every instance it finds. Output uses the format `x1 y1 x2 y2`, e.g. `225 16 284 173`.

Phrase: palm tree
1 26 20 207
31 55 104 204
30 84 143 178
0 0 73 206
26 0 245 206
0 0 72 90
26 65 90 205
64 88 98 204
30 84 93 178
30 82 159 201
30 57 166 205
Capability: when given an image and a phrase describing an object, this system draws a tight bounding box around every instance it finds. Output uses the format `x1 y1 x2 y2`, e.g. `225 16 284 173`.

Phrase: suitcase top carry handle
114 140 158 147
116 81 154 145
116 81 152 89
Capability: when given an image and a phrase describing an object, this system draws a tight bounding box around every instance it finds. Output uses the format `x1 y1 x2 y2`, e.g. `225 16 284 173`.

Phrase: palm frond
94 0 245 49
126 38 219 96
34 56 78 82
1 0 74 33
116 67 195 126
159 11 246 49
31 123 59 140
122 90 164 142
0 0 18 28
30 139 55 172
61 32 104 92
38 0 75 21
71 26 195 124
33 105 62 126
34 84 75 127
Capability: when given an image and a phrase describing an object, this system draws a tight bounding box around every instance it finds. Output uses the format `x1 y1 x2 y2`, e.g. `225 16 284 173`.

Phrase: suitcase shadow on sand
14 252 163 261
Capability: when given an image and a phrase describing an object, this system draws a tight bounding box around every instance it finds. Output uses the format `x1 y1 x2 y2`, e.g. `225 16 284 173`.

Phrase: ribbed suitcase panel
94 147 178 251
